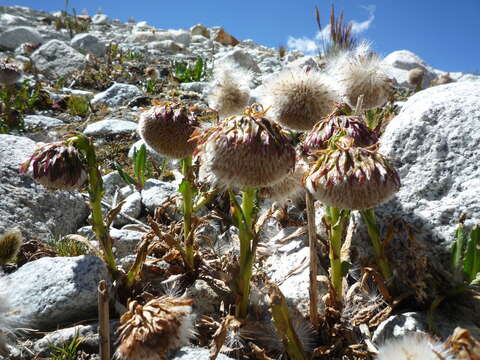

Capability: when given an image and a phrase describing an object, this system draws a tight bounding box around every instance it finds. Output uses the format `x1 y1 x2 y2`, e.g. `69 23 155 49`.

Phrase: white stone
147 40 185 52
114 190 142 227
0 14 29 27
0 26 42 50
141 179 177 213
24 115 64 130
31 40 85 80
83 119 137 136
91 83 143 107
378 81 480 245
92 13 108 25
168 29 191 47
217 48 261 73
173 347 234 360
78 226 144 258
5 256 110 330
70 33 106 57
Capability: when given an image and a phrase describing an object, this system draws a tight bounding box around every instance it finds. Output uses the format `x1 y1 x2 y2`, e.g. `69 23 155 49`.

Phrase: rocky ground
0 4 479 360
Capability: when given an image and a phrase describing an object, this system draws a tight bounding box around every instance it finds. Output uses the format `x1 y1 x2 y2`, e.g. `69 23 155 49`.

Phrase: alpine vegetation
207 61 252 118
260 67 337 130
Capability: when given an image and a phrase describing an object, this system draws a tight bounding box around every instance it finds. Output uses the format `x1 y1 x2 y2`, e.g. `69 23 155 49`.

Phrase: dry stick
305 191 319 326
98 280 110 360
355 94 364 115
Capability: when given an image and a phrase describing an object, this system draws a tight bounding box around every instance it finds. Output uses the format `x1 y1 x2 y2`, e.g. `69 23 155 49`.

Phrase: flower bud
197 108 296 188
303 114 377 152
138 103 198 159
305 139 400 210
19 142 87 191
115 296 194 360
0 63 22 86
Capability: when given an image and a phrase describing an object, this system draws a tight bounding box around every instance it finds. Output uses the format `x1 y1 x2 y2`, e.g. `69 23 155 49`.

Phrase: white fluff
207 61 252 118
326 41 392 110
376 333 455 360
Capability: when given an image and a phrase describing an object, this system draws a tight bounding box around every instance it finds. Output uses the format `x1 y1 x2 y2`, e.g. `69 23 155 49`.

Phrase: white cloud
286 5 376 55
286 36 318 53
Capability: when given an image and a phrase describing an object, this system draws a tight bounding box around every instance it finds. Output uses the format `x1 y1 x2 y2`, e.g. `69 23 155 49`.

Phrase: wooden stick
98 280 110 360
306 191 319 326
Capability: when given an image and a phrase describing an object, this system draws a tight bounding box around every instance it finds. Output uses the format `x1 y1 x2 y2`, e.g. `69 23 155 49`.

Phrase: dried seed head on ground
115 296 194 360
376 333 454 360
196 109 296 188
19 142 88 191
305 137 400 210
259 67 338 130
327 42 393 110
138 102 198 159
207 61 251 118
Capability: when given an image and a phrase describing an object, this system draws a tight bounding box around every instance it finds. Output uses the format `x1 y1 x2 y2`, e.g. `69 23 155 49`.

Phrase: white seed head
327 42 392 110
0 63 22 86
376 333 455 360
259 67 338 130
207 61 251 118
408 67 425 88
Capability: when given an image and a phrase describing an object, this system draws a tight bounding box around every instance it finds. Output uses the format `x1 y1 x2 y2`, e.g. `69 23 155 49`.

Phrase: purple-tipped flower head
0 63 22 86
19 142 87 191
197 105 296 188
139 103 198 159
305 137 400 210
303 114 378 153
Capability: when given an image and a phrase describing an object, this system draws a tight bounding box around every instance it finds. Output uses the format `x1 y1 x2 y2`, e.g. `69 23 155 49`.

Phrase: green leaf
451 223 467 274
192 57 204 81
178 178 191 197
471 226 480 279
463 226 478 282
112 161 135 186
134 144 147 187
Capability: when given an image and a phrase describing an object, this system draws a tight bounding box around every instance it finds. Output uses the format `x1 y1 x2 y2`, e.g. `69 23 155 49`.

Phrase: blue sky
3 0 480 73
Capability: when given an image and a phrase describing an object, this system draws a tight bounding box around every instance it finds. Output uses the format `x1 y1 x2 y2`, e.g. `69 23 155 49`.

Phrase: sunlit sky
3 0 480 73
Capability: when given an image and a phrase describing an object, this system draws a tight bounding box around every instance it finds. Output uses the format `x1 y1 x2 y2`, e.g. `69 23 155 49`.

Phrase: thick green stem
67 135 117 277
361 208 392 281
237 187 256 319
306 192 319 325
326 206 348 303
181 156 194 269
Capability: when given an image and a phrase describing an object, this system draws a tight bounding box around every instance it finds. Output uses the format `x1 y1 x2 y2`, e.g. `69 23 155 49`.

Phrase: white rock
24 115 64 130
190 24 210 38
83 119 137 136
372 312 426 345
377 81 480 246
70 33 106 57
147 40 185 52
0 26 42 50
217 48 261 73
102 171 125 198
78 226 144 258
1 135 89 240
184 280 221 316
180 81 207 93
191 35 209 43
169 29 191 47
5 256 110 330
0 14 29 27
91 83 143 107
31 39 85 80
141 179 177 213
92 13 108 25
173 347 234 360
114 190 142 227
383 50 437 88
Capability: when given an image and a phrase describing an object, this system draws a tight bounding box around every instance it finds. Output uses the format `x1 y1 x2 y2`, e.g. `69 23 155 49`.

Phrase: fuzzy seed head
408 67 425 88
303 114 378 152
305 138 400 210
0 229 23 266
145 66 160 80
19 142 88 191
328 43 392 110
207 61 251 118
260 67 337 130
0 63 22 86
376 333 454 360
197 110 296 188
138 103 198 159
115 296 194 360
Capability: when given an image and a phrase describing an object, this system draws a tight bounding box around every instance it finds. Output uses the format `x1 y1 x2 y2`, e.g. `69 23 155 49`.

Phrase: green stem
67 135 117 277
237 187 256 319
361 208 392 281
181 155 194 269
326 205 349 303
